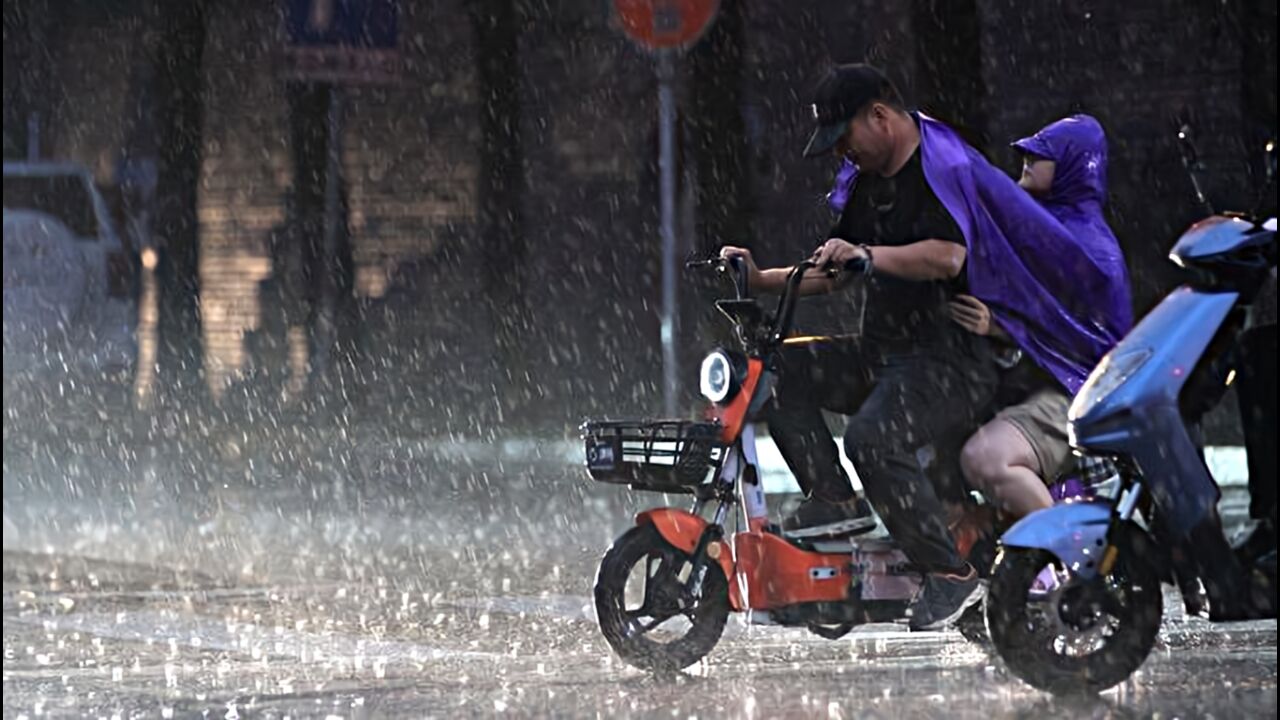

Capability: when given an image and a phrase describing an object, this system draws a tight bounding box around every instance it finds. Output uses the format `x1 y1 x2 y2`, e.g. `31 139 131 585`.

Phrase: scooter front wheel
986 535 1163 695
594 524 730 673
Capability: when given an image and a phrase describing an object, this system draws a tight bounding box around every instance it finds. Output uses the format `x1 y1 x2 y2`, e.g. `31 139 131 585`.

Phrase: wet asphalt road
3 431 1276 719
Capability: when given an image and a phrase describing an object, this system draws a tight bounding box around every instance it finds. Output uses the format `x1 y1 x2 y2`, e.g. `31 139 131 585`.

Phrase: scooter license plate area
585 435 620 473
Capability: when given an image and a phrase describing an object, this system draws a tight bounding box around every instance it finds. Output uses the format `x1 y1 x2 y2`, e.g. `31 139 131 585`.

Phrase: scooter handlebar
771 259 817 343
824 256 870 277
688 255 866 346
685 255 751 298
727 256 750 298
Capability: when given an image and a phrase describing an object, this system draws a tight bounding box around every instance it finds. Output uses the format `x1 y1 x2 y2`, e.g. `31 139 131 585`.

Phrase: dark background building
3 0 1275 440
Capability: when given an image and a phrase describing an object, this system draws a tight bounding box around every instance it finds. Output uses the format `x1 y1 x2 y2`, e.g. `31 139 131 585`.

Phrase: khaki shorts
996 388 1074 481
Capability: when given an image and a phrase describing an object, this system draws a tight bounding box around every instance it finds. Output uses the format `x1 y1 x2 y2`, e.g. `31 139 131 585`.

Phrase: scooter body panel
1070 287 1236 532
637 508 918 615
851 541 921 601
999 500 1113 580
708 359 766 443
731 532 853 609
729 531 919 614
635 508 736 600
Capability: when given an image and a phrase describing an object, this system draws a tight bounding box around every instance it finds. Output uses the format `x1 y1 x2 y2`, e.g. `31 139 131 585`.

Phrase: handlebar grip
819 256 869 278
843 256 870 275
727 256 749 297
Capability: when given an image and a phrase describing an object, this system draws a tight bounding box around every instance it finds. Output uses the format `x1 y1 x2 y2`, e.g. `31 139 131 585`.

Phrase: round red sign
612 0 719 51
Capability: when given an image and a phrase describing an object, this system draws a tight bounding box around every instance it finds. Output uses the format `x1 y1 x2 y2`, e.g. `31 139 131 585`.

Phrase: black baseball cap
803 64 900 158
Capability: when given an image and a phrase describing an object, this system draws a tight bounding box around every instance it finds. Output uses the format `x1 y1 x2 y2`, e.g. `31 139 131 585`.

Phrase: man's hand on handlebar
811 238 869 275
714 241 868 297
718 246 763 288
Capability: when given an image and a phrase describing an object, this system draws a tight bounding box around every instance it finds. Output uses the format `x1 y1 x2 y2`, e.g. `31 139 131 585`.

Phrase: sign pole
657 49 679 418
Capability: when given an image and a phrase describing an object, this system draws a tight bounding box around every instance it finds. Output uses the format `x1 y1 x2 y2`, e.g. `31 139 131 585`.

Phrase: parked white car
3 161 136 380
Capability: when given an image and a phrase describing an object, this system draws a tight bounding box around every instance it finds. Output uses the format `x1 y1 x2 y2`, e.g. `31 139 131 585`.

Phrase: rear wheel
594 524 729 672
986 529 1163 695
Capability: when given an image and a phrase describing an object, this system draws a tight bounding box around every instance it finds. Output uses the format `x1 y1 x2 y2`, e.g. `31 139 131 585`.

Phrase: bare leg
960 419 1053 519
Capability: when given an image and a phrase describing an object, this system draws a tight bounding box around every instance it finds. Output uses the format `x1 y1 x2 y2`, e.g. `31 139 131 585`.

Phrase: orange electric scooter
583 256 985 673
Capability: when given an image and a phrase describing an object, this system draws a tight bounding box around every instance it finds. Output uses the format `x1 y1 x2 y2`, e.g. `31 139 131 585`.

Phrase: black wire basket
581 419 724 494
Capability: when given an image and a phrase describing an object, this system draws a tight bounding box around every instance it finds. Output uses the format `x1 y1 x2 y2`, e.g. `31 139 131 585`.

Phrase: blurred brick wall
196 0 495 421
197 0 290 392
508 0 663 429
8 0 1271 438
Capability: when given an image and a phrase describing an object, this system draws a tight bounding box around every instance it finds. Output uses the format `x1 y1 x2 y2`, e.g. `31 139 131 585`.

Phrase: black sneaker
907 565 986 631
781 496 877 538
1233 520 1277 567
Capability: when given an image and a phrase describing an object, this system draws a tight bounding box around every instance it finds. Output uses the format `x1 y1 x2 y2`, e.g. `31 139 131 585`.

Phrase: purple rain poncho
827 158 858 214
825 114 1132 393
921 113 1131 393
1009 114 1132 342
1012 115 1133 374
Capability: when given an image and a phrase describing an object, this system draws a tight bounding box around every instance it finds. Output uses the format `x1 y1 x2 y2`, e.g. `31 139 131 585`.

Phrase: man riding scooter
720 65 1001 631
721 65 1134 631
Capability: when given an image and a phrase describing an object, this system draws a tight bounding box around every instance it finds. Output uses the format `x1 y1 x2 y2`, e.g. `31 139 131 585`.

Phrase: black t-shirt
996 350 1062 405
828 143 971 352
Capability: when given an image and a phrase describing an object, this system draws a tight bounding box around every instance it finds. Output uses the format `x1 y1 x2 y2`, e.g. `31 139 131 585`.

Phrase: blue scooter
984 132 1278 695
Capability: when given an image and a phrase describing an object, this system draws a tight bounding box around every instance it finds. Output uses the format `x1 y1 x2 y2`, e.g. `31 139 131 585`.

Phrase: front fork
735 424 769 532
1099 477 1145 576
1110 472 1199 584
1103 471 1246 616
683 425 767 600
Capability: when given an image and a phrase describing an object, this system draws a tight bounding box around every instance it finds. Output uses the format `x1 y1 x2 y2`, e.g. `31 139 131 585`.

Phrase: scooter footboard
999 501 1114 580
853 545 920 601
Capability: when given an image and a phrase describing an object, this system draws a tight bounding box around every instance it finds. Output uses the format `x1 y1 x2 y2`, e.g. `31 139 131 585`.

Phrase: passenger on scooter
951 114 1133 520
721 65 1001 630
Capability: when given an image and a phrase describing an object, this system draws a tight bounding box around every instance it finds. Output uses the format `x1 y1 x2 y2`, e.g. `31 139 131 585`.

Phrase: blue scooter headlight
1069 347 1154 422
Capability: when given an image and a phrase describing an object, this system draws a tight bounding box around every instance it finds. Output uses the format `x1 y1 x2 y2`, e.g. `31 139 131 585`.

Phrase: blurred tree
470 0 529 423
687 0 751 256
285 82 356 395
151 0 207 410
683 0 751 405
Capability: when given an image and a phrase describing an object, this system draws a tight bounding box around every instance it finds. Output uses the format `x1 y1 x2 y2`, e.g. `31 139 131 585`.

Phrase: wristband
858 244 875 276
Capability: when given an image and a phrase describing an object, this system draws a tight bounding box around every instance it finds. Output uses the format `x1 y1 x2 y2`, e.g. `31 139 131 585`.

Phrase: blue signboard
286 0 397 48
283 0 400 83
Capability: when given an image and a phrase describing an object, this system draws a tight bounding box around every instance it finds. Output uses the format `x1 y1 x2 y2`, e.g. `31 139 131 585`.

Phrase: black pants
1189 323 1277 526
766 337 997 573
1237 324 1277 525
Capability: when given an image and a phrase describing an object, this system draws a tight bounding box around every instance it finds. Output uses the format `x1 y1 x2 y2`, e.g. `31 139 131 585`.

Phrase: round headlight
700 351 733 403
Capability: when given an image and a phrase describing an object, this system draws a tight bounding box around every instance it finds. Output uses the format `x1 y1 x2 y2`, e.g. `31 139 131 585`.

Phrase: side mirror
1177 124 1214 215
1255 138 1278 220
1177 125 1200 168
